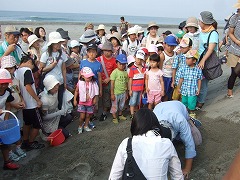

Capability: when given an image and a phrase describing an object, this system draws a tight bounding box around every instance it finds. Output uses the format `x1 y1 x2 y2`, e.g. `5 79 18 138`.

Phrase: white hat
96 24 105 31
1 55 17 69
0 69 12 84
47 32 65 47
134 25 144 34
43 75 60 91
148 44 158 53
28 34 40 48
64 89 74 101
79 29 96 43
69 40 80 48
128 27 137 36
127 55 135 65
135 50 145 60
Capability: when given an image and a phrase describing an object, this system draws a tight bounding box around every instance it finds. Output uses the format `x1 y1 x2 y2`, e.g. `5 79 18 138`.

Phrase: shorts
163 76 173 99
78 104 94 114
172 87 181 100
22 108 43 129
129 91 141 106
182 95 197 110
102 84 111 108
110 93 126 114
147 91 162 104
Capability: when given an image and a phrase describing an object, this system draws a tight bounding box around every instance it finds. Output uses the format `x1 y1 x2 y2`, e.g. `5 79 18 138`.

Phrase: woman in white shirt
109 108 183 180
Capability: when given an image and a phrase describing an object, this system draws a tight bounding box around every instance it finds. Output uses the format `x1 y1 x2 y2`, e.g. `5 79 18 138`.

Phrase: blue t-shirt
80 59 102 83
198 31 218 55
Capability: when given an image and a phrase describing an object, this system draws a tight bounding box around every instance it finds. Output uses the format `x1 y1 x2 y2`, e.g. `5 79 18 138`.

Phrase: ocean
0 10 225 27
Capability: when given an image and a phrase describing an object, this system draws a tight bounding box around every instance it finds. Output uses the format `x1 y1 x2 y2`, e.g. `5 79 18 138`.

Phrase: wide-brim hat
56 28 70 40
79 29 96 44
28 34 40 47
109 32 122 46
69 40 80 48
47 32 65 47
127 27 137 36
43 75 60 91
199 11 216 25
1 55 17 69
5 25 20 35
96 24 105 32
101 41 113 51
134 25 144 34
185 17 199 28
147 22 159 31
0 69 12 84
234 0 240 8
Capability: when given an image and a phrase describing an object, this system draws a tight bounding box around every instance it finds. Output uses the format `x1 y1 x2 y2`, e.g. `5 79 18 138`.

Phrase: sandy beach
0 22 235 180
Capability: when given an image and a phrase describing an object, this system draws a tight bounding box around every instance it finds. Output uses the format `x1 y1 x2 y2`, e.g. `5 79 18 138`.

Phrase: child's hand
178 87 181 94
146 88 150 93
129 90 133 97
196 90 200 95
171 82 175 88
125 94 128 100
37 100 42 108
161 90 165 96
103 78 110 84
21 101 26 109
92 98 97 105
111 94 115 101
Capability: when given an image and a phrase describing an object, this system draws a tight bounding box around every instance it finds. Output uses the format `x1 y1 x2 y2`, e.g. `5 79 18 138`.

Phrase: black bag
122 138 146 180
199 30 223 80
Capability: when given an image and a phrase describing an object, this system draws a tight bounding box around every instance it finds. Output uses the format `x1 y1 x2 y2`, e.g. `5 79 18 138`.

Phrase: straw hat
234 0 240 8
5 25 20 35
109 32 122 46
96 24 105 32
28 34 40 47
47 32 65 47
147 22 159 31
185 17 199 28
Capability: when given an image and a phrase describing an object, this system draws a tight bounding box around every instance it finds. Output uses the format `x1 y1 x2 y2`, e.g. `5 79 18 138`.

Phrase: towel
78 80 99 102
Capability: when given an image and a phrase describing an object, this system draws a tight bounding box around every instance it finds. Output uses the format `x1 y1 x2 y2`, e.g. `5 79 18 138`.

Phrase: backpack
126 39 140 46
122 138 147 180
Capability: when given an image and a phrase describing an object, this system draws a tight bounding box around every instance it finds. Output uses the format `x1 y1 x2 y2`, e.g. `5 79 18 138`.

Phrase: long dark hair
34 27 46 41
130 108 162 136
47 44 62 59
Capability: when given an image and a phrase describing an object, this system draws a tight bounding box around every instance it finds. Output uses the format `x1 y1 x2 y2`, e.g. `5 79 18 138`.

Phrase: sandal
226 94 234 98
196 103 204 110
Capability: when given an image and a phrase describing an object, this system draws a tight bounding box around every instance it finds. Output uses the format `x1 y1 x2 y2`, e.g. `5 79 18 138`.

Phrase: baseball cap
116 54 127 64
5 25 20 35
179 38 192 48
175 30 185 38
81 67 95 78
87 43 97 51
0 69 12 84
141 48 149 56
164 35 178 46
186 50 199 59
148 44 158 53
1 55 17 69
127 55 135 65
135 50 145 60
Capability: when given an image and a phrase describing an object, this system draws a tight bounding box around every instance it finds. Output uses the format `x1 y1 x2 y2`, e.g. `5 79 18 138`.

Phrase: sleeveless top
162 52 175 78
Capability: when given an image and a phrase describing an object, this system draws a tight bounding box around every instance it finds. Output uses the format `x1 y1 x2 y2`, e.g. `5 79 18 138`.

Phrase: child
74 67 99 134
0 69 20 170
15 55 45 150
145 54 165 110
128 50 146 119
97 41 117 121
122 27 140 56
1 55 27 161
127 55 135 74
172 38 192 100
79 43 102 121
178 50 202 118
110 54 128 124
160 35 178 101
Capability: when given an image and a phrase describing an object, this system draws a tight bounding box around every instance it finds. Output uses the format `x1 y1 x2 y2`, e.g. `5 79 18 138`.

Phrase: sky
0 0 238 20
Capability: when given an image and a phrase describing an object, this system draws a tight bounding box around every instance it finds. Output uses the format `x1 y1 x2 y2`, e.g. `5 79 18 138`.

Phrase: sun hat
134 25 144 34
185 17 199 28
127 55 135 65
147 22 159 31
84 22 94 30
47 32 65 47
5 25 20 35
81 67 95 78
164 35 178 46
116 54 127 64
87 43 97 51
178 21 186 30
109 32 122 46
1 55 17 69
96 24 105 32
141 47 149 56
79 29 96 43
234 0 240 8
101 41 113 51
135 49 145 60
0 69 12 84
186 49 199 59
43 75 60 91
110 26 118 32
28 34 40 48
69 40 80 48
179 37 191 48
175 30 185 38
127 27 137 36
148 44 158 53
56 28 70 40
199 11 216 25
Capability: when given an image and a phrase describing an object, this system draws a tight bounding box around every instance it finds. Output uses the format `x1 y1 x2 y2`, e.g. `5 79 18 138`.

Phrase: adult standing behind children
122 27 140 56
141 22 160 49
109 32 126 58
197 11 218 110
119 16 129 36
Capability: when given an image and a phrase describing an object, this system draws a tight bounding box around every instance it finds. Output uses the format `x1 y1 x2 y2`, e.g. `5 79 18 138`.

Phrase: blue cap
116 54 127 64
164 35 178 46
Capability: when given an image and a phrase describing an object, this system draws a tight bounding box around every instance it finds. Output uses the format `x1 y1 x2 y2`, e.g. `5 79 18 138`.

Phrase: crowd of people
0 1 239 179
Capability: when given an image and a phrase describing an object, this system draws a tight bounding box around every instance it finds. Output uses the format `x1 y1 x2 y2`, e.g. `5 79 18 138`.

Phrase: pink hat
127 55 135 65
1 55 17 69
148 44 158 53
81 67 95 78
0 69 12 84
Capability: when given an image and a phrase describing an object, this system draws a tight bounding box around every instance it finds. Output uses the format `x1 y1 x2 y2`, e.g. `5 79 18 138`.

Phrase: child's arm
159 52 165 70
110 80 115 101
178 78 183 94
172 68 177 88
4 102 11 120
25 84 42 107
196 79 201 95
128 78 133 97
160 76 165 96
73 84 79 107
98 72 102 97
145 74 149 93
62 62 67 89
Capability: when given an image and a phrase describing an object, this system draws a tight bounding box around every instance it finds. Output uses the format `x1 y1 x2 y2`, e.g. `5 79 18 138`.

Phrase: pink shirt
146 69 163 91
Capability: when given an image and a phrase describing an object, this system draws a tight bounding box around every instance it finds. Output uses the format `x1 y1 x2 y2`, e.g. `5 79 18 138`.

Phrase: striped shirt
128 64 146 91
228 14 240 57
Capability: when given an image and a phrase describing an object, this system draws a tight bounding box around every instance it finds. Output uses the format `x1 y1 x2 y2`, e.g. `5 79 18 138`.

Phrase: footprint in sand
66 163 91 180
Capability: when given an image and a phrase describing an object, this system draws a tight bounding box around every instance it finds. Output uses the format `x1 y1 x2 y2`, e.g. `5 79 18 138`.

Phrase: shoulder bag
122 138 146 180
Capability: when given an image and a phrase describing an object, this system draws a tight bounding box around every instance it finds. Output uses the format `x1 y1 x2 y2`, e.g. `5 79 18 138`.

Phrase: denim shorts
129 91 141 106
110 93 126 114
77 104 94 114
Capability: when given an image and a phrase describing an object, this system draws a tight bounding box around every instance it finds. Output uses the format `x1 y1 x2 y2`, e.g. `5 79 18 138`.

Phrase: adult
19 27 33 53
56 28 71 56
0 26 22 65
109 32 126 58
96 24 107 45
197 11 218 109
84 22 94 31
119 16 129 35
226 2 240 97
109 108 183 179
141 22 160 49
34 27 47 51
153 101 199 178
40 75 72 139
39 32 67 110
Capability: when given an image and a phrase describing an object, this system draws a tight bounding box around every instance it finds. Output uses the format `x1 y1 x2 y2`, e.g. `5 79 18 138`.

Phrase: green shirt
110 68 128 95
0 41 21 64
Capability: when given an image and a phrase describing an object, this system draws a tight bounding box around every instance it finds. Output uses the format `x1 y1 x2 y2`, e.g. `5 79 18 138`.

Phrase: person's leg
110 94 119 123
100 84 111 121
59 114 73 128
83 110 93 132
227 67 238 96
197 78 209 105
1 145 20 170
181 95 188 108
129 91 138 118
58 84 65 110
118 93 127 121
147 91 154 110
188 96 197 119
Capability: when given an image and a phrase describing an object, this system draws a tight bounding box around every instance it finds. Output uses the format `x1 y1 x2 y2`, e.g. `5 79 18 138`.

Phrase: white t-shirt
162 52 175 78
141 34 160 49
109 131 183 180
40 51 67 84
8 77 22 113
15 67 37 109
122 38 140 56
0 88 14 120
